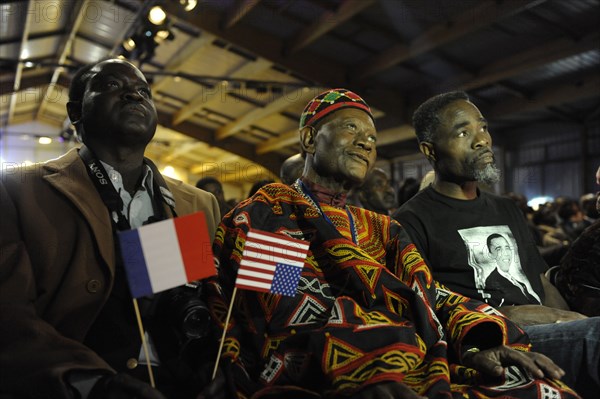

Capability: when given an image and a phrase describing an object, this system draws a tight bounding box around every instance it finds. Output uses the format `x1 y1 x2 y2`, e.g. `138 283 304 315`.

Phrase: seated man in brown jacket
0 58 221 399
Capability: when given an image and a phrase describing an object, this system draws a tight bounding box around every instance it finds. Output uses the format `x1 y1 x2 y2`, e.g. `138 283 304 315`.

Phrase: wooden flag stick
212 287 238 380
133 298 156 388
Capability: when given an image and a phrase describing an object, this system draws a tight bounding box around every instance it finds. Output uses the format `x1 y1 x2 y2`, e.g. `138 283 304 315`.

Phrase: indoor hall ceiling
1 0 599 175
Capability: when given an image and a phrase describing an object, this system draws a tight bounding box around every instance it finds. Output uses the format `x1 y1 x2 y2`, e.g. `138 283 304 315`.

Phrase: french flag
118 212 216 298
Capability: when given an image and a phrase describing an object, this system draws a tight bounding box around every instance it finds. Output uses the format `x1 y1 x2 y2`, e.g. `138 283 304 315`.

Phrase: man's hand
88 373 167 399
498 304 587 326
349 381 427 399
462 345 565 380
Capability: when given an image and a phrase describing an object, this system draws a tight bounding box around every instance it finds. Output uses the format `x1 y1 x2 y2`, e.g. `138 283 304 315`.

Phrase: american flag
235 229 310 296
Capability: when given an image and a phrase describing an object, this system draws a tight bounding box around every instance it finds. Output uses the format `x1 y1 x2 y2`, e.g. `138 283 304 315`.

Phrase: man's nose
472 130 490 149
355 133 374 151
122 88 143 101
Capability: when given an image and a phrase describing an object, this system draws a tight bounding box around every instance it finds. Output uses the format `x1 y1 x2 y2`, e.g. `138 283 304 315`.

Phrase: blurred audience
558 198 592 242
355 167 396 215
279 153 305 185
532 203 570 247
247 179 275 198
504 192 568 267
554 166 600 317
396 177 420 207
581 192 599 223
196 176 233 217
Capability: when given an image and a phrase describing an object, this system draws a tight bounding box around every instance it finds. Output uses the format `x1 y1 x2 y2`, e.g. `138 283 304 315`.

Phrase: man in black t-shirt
392 91 600 397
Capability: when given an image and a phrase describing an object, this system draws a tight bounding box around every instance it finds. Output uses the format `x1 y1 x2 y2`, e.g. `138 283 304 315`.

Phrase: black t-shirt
392 187 546 307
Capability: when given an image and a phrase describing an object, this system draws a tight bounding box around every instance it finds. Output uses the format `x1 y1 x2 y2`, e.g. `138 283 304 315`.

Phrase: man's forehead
433 101 484 138
90 60 146 81
320 108 376 128
440 100 482 122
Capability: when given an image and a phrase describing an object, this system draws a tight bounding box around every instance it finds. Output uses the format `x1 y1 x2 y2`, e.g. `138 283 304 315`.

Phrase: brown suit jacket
0 148 220 398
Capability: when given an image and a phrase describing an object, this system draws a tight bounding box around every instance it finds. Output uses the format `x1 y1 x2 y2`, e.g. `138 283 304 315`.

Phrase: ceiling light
155 30 170 40
162 165 178 179
38 136 52 145
180 0 197 11
148 6 167 25
123 38 136 52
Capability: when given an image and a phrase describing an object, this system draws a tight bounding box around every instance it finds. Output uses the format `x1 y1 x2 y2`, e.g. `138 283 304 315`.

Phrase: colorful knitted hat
299 88 373 129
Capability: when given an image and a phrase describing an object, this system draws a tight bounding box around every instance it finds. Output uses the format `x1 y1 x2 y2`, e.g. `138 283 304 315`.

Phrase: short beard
472 163 501 186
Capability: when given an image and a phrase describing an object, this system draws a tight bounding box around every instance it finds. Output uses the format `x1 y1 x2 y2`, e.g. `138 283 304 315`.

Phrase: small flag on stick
118 211 216 298
235 229 310 296
213 229 310 380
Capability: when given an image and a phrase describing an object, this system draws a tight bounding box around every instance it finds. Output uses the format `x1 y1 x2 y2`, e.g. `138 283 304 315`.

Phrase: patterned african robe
206 182 578 399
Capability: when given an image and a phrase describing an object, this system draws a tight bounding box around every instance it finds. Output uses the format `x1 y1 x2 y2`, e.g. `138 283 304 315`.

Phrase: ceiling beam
215 87 314 140
157 110 285 175
489 72 600 118
200 59 273 115
151 32 216 93
0 29 66 45
161 141 207 163
222 0 262 30
376 124 416 147
256 129 298 154
0 73 52 95
8 0 33 124
36 0 90 120
286 0 375 55
172 58 273 125
448 31 600 92
352 0 547 81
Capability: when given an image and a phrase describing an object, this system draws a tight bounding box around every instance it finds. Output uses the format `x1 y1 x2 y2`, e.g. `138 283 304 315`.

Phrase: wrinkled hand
349 381 427 399
462 345 565 380
88 373 167 399
196 367 227 399
498 304 587 326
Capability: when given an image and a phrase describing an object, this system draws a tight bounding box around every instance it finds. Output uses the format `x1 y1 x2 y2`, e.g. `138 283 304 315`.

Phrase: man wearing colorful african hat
205 88 579 398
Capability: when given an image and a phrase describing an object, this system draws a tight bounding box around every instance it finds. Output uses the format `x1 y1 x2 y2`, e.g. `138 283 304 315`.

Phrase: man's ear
419 141 435 163
300 126 316 154
66 101 82 126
